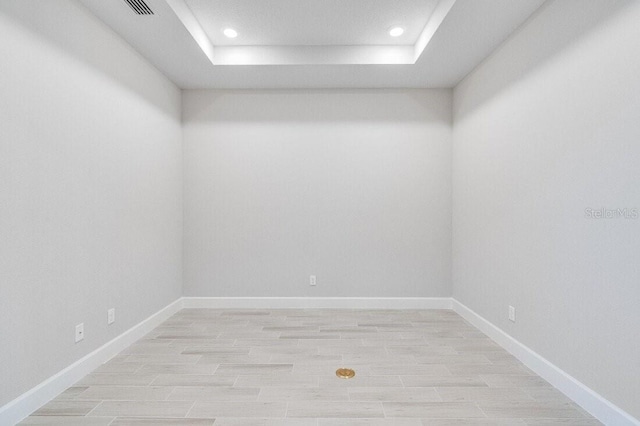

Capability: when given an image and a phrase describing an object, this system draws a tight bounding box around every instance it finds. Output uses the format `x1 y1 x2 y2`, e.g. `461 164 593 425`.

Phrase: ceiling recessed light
223 28 238 38
389 27 404 37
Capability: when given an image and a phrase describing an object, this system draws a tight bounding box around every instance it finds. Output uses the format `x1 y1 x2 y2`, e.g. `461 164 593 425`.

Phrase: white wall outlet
75 323 84 343
508 305 516 322
310 275 316 286
107 308 115 325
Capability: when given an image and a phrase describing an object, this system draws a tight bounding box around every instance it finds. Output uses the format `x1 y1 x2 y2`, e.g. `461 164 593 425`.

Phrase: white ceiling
79 0 546 89
185 0 440 46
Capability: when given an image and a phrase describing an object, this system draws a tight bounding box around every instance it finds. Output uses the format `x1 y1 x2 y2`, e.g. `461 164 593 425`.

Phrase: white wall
0 0 182 408
4 0 639 420
183 90 452 297
452 0 640 420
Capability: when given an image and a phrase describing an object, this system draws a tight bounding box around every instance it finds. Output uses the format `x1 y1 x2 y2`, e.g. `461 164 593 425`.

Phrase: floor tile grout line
83 400 104 417
475 402 489 418
184 400 197 418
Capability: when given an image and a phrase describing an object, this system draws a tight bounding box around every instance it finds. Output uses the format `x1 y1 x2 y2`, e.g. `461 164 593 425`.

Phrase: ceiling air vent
123 0 154 15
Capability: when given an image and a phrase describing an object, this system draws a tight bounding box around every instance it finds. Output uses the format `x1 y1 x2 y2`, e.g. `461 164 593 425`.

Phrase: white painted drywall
0 0 182 408
452 0 640 419
183 89 452 297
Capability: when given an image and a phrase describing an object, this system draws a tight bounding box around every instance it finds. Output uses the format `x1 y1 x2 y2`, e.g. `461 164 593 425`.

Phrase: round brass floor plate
336 368 355 379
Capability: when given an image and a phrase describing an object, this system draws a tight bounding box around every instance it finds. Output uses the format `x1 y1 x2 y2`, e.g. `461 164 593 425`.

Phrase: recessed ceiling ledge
414 0 457 61
164 0 215 63
210 45 416 66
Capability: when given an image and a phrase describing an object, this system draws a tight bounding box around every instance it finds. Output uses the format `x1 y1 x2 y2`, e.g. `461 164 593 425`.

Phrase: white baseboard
0 298 184 426
182 296 453 310
452 299 640 426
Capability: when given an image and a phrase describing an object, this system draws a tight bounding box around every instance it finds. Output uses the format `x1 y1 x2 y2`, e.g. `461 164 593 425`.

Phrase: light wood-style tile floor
20 309 601 425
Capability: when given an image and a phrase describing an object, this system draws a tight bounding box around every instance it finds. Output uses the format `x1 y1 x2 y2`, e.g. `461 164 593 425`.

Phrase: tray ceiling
79 0 547 88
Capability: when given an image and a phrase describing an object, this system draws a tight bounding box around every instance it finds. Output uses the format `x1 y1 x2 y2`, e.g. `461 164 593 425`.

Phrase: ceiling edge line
413 0 457 62
164 0 216 64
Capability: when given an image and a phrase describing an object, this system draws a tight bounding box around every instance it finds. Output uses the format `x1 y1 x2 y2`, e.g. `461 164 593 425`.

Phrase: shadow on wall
0 0 179 118
454 0 635 120
182 89 453 124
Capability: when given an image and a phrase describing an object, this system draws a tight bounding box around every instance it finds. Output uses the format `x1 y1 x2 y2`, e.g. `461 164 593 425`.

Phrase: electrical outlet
310 275 316 286
75 323 84 343
107 308 115 325
508 305 516 322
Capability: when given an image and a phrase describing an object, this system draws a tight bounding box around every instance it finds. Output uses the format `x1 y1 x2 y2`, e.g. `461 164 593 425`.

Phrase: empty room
1 0 639 425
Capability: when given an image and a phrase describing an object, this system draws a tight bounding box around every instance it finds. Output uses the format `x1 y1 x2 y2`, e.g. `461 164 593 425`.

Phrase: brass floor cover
336 368 355 379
